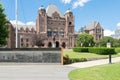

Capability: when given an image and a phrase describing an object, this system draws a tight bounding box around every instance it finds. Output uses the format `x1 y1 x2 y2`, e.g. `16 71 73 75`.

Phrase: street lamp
15 0 18 48
107 40 112 64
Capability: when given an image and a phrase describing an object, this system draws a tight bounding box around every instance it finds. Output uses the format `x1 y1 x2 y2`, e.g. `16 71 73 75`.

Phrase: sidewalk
0 64 74 80
66 57 120 68
0 57 120 80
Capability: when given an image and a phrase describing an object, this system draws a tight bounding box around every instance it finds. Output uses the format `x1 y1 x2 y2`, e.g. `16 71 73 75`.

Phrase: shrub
73 47 89 52
89 47 116 55
70 58 87 63
63 55 87 64
115 47 120 53
63 55 71 64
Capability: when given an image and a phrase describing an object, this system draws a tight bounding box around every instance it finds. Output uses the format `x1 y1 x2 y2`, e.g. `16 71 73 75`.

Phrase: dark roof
84 21 99 30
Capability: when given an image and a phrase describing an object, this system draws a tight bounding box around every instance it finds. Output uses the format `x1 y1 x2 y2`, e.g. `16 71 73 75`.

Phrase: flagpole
15 0 18 48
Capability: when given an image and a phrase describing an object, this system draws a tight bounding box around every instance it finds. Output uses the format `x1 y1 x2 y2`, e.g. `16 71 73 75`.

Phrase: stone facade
0 48 62 64
17 26 36 48
7 22 15 48
36 4 74 48
7 4 74 48
83 21 104 41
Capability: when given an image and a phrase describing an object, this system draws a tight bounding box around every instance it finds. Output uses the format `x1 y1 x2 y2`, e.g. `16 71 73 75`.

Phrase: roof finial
65 8 72 14
39 5 45 10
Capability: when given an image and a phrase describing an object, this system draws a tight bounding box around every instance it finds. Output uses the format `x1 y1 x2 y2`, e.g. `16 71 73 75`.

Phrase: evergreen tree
0 3 9 46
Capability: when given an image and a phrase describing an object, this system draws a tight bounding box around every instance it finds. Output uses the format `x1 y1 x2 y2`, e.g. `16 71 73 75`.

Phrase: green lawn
63 49 120 60
69 63 120 80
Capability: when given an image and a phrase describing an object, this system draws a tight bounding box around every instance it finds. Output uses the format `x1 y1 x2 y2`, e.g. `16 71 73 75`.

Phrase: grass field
69 63 120 80
63 49 120 60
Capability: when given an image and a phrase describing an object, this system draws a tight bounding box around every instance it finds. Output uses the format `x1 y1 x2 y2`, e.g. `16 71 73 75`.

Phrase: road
0 63 75 80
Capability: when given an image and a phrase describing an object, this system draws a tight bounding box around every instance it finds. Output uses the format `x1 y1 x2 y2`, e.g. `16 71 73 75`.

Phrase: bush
63 55 71 64
63 55 87 64
89 47 116 55
73 47 89 52
115 47 120 53
69 58 87 63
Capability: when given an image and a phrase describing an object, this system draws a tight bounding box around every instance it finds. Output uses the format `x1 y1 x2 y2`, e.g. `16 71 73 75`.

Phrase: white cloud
62 0 71 4
10 20 25 25
26 21 35 25
117 22 120 27
10 20 35 26
116 22 120 29
73 0 90 9
104 29 115 36
10 20 36 30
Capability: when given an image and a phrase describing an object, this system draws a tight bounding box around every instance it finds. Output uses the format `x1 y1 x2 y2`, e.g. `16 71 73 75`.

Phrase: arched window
62 42 66 48
48 42 52 48
56 41 59 48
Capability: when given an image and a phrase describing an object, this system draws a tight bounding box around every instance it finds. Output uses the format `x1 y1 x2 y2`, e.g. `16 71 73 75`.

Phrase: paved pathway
0 64 75 80
0 57 120 80
66 57 120 68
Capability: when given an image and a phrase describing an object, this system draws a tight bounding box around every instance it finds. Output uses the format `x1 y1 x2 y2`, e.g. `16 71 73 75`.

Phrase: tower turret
65 9 74 35
64 9 74 48
36 5 47 34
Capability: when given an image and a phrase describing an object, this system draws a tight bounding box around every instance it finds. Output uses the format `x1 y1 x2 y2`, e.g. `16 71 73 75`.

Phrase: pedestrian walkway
66 57 120 68
0 64 75 80
0 57 120 80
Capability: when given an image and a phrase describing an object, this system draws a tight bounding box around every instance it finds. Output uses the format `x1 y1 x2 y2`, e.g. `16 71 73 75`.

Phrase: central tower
36 4 74 48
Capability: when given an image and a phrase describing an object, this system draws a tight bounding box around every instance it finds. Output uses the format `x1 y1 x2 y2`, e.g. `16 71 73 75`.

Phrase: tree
0 3 9 46
33 34 47 47
77 33 95 47
113 39 120 47
98 36 114 47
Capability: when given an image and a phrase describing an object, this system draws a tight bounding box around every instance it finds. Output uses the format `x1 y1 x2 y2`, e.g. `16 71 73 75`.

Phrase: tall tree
97 36 120 47
0 3 9 46
77 33 95 47
98 36 114 47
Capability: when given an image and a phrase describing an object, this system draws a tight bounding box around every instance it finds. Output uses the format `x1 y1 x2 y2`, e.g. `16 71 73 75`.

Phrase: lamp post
15 0 18 48
107 40 112 64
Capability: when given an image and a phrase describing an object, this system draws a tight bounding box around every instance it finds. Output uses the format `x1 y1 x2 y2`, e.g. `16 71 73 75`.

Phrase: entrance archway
56 41 59 48
62 42 66 48
48 42 52 48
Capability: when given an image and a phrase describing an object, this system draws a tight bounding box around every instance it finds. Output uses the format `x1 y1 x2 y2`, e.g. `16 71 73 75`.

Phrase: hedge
73 47 116 55
63 55 87 64
73 47 89 52
89 47 116 55
115 47 120 53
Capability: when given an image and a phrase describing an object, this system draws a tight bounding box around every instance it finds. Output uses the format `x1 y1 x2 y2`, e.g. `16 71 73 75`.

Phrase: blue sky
1 0 120 36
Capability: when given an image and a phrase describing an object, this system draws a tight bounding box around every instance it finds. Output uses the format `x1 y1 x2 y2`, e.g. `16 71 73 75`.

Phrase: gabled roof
84 21 99 30
46 4 64 18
